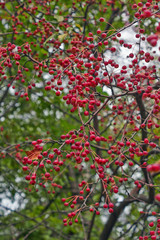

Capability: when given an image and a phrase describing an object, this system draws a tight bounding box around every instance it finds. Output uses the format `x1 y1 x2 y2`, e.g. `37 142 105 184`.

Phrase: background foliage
0 0 160 240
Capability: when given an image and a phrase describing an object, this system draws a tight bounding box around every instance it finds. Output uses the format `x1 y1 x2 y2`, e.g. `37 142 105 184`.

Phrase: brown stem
135 93 155 203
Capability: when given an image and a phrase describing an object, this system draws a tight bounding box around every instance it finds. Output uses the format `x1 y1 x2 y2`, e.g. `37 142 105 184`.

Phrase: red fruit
46 159 51 164
155 194 160 202
38 154 43 160
151 236 156 240
152 164 160 172
143 10 152 18
103 204 108 208
43 151 48 156
86 187 90 192
109 203 114 208
25 175 30 180
22 166 28 171
149 222 154 227
32 141 37 145
101 33 106 38
109 208 114 213
132 4 137 9
99 17 105 22
147 34 158 47
85 141 90 147
84 110 89 116
156 25 160 31
45 172 50 178
39 163 44 168
95 136 101 142
144 138 149 144
152 212 156 215
48 153 54 159
129 161 134 166
135 12 140 18
33 161 38 165
150 142 156 148
126 141 130 146
150 39 157 47
97 29 101 34
147 164 153 172
90 208 94 212
27 159 32 164
103 40 108 45
56 91 60 96
150 231 155 236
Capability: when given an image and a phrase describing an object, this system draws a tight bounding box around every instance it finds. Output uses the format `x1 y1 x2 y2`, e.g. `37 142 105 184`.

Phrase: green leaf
54 15 64 22
43 34 55 45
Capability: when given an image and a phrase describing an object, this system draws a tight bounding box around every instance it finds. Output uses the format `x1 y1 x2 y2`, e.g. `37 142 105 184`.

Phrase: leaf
58 33 68 42
25 149 41 160
76 24 81 28
54 15 64 22
75 24 83 31
96 86 109 96
156 31 160 38
66 27 73 33
43 34 54 45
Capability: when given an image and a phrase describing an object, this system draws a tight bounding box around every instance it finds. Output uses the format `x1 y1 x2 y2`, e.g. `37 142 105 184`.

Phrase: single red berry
149 222 154 227
109 208 114 213
22 166 28 171
45 172 50 178
99 17 105 22
103 204 108 208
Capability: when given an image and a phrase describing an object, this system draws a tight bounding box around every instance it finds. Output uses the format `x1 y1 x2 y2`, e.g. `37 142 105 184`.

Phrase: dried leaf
58 33 68 42
25 149 41 160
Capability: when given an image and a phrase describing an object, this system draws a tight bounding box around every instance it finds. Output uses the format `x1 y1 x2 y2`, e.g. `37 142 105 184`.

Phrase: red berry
109 208 114 213
149 222 154 227
22 166 28 171
155 194 160 202
103 204 108 208
45 172 50 178
99 17 105 22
